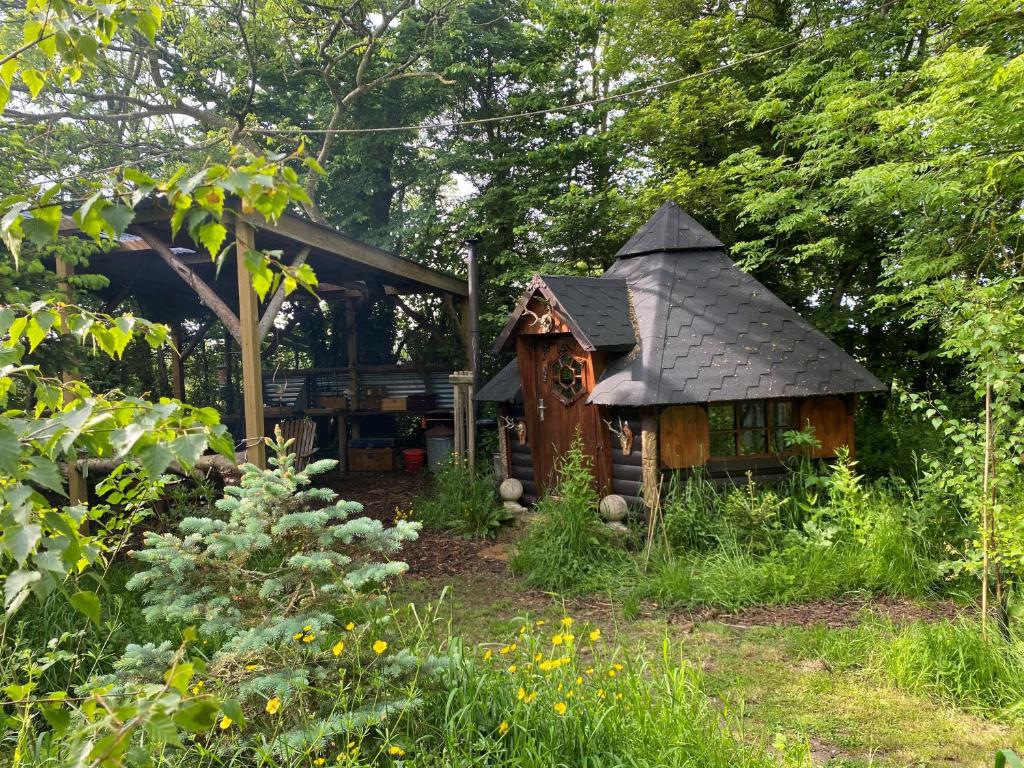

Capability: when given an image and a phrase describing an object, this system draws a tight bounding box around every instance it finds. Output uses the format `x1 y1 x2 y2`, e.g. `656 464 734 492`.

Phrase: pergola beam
131 225 243 343
238 211 469 297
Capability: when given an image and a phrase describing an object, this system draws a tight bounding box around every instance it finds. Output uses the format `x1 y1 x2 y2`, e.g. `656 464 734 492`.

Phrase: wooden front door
516 334 611 495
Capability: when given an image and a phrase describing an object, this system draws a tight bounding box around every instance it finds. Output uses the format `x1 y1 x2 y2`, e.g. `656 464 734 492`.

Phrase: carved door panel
516 334 611 496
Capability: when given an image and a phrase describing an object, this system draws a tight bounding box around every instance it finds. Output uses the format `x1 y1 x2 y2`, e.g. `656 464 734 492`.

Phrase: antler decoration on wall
604 416 635 456
520 296 554 333
500 415 528 445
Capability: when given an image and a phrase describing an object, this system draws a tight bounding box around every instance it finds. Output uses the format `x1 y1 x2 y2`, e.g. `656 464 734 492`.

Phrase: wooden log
235 218 267 468
131 225 242 343
77 453 244 485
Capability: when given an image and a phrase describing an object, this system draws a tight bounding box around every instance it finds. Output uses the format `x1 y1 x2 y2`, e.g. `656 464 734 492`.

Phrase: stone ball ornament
499 478 524 503
599 494 628 523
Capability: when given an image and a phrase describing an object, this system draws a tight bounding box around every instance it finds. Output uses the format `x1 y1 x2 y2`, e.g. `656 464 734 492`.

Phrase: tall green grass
416 620 808 767
414 459 507 539
787 618 1024 718
511 437 632 594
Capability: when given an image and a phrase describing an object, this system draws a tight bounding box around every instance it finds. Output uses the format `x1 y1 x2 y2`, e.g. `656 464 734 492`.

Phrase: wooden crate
381 397 407 412
349 447 395 472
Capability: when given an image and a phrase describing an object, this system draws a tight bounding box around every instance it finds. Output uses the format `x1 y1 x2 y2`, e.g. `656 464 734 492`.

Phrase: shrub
512 436 631 594
415 616 806 768
118 429 445 760
414 460 508 539
662 470 723 552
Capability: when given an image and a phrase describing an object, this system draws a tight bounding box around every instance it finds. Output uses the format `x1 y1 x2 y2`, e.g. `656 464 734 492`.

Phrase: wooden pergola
58 205 471 470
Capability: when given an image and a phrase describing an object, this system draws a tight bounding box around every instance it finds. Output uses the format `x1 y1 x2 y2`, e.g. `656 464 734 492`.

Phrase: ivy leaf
69 590 101 626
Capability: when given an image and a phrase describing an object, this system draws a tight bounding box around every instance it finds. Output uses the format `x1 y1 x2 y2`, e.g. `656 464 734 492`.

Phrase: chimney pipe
465 237 482 395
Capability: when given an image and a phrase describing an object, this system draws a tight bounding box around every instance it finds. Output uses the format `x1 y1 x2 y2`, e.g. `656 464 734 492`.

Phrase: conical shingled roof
615 201 724 257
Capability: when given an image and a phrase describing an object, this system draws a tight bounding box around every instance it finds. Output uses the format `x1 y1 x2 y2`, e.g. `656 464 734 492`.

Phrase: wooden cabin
477 202 885 508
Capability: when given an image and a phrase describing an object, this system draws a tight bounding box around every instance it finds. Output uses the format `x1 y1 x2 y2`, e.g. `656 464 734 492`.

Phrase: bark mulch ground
329 470 507 580
672 595 967 630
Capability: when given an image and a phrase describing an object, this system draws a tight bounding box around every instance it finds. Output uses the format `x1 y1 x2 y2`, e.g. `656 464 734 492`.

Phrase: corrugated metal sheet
303 368 456 409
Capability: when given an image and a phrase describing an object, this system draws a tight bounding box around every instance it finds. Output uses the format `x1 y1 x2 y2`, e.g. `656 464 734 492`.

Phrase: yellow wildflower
586 667 594 675
517 686 526 701
303 633 316 643
561 617 573 627
616 693 623 700
373 640 388 655
266 697 281 715
314 759 326 766
219 716 233 730
551 634 564 646
597 688 605 698
519 625 527 634
191 680 204 695
589 629 601 642
608 669 617 677
557 682 563 692
483 649 493 661
534 652 543 662
332 640 345 657
613 663 624 671
345 622 355 631
566 690 574 699
498 720 509 735
553 701 567 715
535 619 546 627
499 644 511 655
508 664 517 674
524 691 537 704
245 664 259 671
576 676 583 685
293 631 305 641
303 625 313 632
563 633 574 644
388 745 405 757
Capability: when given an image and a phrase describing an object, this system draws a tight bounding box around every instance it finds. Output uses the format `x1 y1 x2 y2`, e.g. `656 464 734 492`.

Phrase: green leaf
170 433 206 468
164 661 194 695
39 702 71 733
996 750 1023 768
100 204 135 235
196 221 227 259
69 590 101 626
243 249 274 301
4 569 41 614
25 457 65 495
3 524 41 566
220 698 246 729
174 699 220 733
136 442 174 477
20 68 45 98
0 423 20 473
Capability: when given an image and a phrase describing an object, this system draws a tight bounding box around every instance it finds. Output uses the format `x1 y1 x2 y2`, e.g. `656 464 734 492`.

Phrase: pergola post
56 257 88 506
235 218 266 468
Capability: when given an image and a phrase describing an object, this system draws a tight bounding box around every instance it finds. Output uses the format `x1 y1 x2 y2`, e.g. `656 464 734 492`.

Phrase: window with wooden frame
708 401 795 457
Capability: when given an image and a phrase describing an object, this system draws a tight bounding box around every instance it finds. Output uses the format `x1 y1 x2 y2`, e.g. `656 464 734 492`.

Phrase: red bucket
402 448 427 473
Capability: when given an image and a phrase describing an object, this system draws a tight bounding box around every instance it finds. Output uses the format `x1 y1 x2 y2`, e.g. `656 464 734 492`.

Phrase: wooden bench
276 418 318 470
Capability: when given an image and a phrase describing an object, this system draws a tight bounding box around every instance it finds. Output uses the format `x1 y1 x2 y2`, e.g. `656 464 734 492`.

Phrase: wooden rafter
131 225 242 343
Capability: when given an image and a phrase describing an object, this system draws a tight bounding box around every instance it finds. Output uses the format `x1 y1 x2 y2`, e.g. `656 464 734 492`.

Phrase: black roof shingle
479 202 886 406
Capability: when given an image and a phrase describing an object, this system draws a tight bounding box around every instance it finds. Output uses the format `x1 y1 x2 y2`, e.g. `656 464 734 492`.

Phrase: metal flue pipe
465 237 482 394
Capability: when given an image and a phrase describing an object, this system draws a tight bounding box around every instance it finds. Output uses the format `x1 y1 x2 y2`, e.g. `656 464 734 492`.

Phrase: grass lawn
395 570 1022 767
